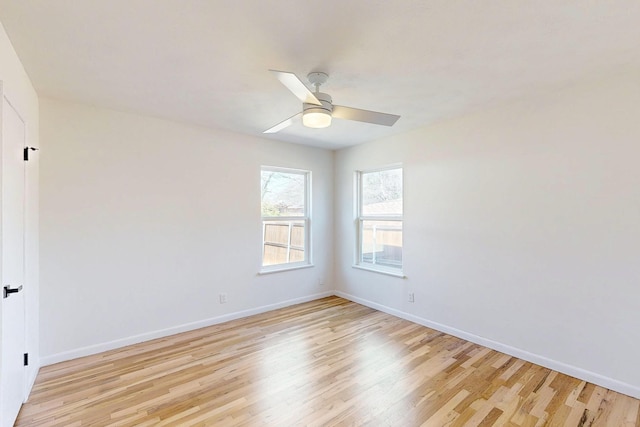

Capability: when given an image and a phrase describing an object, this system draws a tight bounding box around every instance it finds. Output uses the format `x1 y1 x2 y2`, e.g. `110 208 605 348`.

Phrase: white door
0 87 27 427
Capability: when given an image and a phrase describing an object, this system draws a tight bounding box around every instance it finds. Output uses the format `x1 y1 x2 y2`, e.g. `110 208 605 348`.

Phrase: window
261 167 311 271
356 166 403 274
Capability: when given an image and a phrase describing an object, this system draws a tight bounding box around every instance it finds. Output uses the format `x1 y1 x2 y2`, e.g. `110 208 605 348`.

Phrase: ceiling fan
264 70 400 133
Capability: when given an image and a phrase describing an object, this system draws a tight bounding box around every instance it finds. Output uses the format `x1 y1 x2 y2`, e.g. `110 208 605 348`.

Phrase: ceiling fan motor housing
302 92 332 128
303 92 332 114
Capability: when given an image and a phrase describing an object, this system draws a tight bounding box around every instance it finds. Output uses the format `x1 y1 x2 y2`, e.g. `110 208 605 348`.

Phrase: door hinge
24 353 29 366
24 146 39 161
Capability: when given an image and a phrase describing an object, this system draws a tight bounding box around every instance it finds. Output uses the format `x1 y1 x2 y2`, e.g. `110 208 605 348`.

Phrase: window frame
355 165 404 277
260 166 312 273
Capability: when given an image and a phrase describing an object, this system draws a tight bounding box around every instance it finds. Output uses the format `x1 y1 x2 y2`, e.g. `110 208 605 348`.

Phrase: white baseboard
40 291 333 366
24 363 40 402
335 290 640 400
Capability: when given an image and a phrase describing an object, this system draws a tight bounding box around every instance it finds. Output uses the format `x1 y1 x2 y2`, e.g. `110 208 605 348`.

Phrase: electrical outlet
219 293 228 304
408 292 415 303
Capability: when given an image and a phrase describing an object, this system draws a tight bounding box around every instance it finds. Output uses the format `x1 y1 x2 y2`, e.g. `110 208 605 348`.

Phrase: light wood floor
17 297 640 426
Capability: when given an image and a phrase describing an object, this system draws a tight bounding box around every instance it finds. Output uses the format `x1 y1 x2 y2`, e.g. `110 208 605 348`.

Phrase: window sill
259 263 314 275
352 264 406 278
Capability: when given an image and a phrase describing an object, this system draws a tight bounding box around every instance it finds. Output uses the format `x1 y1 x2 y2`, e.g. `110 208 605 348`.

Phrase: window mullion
262 216 306 221
286 221 292 262
372 223 377 265
359 215 402 222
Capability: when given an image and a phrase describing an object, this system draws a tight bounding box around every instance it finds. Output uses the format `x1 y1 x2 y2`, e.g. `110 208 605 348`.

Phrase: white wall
0 22 40 390
39 98 333 362
35 60 640 400
334 71 640 398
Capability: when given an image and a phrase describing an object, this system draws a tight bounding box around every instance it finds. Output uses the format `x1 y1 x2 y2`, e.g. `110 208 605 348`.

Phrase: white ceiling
1 1 639 150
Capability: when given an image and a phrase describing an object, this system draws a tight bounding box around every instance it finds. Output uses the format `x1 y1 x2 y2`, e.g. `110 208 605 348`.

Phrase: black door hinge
24 353 28 366
24 146 39 161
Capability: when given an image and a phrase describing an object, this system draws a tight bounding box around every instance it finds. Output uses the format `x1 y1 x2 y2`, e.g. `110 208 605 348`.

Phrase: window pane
361 220 402 268
263 222 290 245
262 220 306 266
263 245 288 266
261 170 306 217
289 249 305 263
362 168 402 216
290 224 305 247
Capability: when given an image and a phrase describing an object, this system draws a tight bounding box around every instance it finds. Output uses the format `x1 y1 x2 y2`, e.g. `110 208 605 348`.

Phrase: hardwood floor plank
16 297 639 426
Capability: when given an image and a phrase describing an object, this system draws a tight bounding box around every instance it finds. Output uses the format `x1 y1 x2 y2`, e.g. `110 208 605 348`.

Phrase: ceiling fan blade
332 105 400 126
263 112 302 134
269 70 321 106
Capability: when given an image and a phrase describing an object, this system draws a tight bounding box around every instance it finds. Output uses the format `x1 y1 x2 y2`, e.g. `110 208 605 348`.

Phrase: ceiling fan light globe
303 110 332 129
